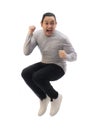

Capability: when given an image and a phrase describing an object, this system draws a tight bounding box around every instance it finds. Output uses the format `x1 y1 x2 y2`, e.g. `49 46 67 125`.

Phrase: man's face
41 16 57 36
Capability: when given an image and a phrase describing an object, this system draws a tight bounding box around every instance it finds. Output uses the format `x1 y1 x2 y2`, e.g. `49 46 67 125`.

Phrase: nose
48 24 52 28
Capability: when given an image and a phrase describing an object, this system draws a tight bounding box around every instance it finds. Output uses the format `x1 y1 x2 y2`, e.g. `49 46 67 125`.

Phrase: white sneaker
50 94 62 116
38 96 50 116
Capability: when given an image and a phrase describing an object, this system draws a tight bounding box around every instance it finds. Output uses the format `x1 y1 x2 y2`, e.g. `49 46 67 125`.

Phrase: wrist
28 30 33 35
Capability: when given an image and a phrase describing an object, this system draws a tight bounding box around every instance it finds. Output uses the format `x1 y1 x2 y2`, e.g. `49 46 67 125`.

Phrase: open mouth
46 29 53 33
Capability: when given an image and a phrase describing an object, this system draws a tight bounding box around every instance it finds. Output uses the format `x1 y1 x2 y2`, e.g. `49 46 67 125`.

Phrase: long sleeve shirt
23 29 77 72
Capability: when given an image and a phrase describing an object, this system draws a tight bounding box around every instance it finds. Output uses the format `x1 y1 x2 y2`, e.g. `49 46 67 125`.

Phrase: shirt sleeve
63 38 77 61
23 33 37 55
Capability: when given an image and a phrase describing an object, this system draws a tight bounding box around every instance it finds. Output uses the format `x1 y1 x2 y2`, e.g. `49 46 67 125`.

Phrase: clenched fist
58 50 66 59
29 26 36 34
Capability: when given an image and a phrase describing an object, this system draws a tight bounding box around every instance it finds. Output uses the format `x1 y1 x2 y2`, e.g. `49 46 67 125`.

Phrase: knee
21 69 27 79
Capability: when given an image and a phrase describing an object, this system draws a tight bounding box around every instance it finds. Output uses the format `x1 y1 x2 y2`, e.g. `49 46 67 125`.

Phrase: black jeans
21 62 65 100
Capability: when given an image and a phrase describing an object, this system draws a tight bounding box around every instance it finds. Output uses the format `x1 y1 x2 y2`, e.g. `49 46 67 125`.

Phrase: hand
58 50 66 59
28 26 36 34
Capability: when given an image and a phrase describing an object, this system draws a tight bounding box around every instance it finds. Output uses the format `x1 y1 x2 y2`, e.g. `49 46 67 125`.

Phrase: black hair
41 12 56 23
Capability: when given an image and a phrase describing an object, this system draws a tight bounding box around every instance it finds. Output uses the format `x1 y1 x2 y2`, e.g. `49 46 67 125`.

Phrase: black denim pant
21 62 64 100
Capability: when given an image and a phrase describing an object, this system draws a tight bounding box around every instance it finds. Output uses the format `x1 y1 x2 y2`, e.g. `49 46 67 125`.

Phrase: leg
21 62 47 100
32 64 65 116
32 64 65 100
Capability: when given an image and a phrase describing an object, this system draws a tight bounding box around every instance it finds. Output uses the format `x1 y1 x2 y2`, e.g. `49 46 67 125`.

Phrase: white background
0 0 98 130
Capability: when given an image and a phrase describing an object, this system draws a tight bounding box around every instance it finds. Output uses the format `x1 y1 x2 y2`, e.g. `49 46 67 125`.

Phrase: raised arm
23 26 37 55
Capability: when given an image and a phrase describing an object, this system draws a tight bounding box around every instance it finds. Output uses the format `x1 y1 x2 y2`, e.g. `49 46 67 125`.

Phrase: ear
41 22 43 27
54 21 57 27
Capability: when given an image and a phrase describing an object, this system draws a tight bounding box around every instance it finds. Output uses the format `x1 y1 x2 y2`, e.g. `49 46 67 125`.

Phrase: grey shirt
23 29 77 72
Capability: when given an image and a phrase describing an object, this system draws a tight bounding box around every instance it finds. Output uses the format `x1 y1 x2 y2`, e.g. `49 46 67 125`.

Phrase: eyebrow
44 20 55 23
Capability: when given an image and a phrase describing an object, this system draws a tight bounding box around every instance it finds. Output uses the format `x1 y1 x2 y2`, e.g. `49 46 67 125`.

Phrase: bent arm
23 26 37 55
23 33 37 55
63 39 77 61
